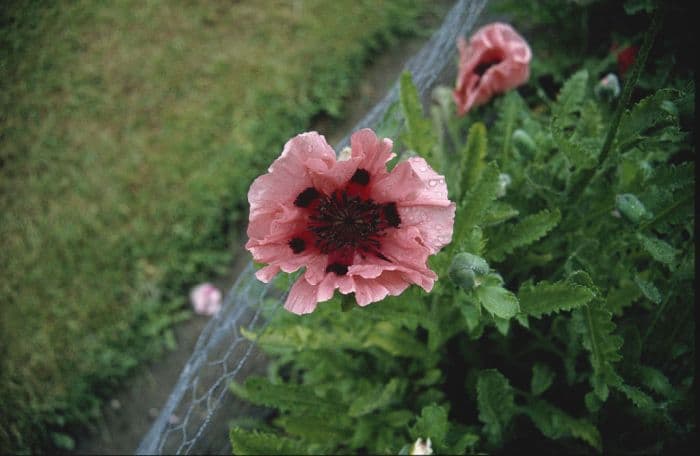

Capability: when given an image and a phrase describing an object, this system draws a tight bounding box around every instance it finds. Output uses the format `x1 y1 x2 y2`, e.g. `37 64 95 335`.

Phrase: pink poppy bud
190 283 222 316
617 45 638 76
453 22 531 116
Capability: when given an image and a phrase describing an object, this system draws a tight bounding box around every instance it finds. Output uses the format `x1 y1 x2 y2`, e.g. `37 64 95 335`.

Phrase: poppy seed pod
512 128 536 158
594 73 621 101
615 193 651 224
449 252 490 290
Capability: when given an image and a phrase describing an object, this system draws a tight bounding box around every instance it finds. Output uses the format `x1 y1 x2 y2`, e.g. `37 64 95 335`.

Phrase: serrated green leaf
458 162 501 232
411 404 449 448
230 427 311 455
459 122 488 196
231 377 345 415
349 378 403 417
275 414 349 443
492 91 527 163
482 202 520 226
488 209 562 262
616 89 682 154
633 274 662 304
613 383 656 409
492 315 511 336
637 234 678 266
399 71 436 160
476 275 520 319
531 363 556 395
572 299 623 401
637 365 675 399
524 399 602 451
553 70 589 128
476 369 516 444
518 277 594 318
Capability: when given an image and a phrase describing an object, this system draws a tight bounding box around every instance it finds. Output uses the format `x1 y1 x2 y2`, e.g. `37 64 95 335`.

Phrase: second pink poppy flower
453 22 532 116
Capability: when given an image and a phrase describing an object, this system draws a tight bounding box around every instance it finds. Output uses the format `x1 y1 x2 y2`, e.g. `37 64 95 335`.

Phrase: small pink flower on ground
453 22 531 116
246 129 455 315
410 437 433 455
190 283 222 316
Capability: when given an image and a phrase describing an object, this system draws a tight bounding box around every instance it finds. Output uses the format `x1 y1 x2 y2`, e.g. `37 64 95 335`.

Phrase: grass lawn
0 0 433 451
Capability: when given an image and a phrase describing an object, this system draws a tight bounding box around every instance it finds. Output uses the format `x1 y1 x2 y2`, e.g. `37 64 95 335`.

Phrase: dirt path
75 4 452 454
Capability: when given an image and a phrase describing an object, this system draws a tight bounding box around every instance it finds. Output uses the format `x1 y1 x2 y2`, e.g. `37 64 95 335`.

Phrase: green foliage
230 428 313 455
476 369 516 444
487 208 562 262
459 122 488 197
399 72 437 164
230 1 694 453
518 275 595 318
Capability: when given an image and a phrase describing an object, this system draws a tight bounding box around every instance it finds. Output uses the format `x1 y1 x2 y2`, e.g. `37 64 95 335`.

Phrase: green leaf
231 377 345 415
552 70 589 129
459 122 488 196
458 162 501 233
492 91 527 163
411 404 449 449
633 274 662 304
476 369 516 444
488 209 562 262
349 378 403 417
475 275 520 319
624 0 655 14
399 71 436 160
637 234 678 267
524 399 602 451
637 365 675 399
616 89 682 154
572 299 623 401
230 427 310 455
275 415 349 443
482 202 519 226
531 363 556 395
613 383 656 409
518 275 595 318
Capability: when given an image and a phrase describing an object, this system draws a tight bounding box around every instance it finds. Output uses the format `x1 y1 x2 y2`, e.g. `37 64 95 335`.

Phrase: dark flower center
289 168 400 275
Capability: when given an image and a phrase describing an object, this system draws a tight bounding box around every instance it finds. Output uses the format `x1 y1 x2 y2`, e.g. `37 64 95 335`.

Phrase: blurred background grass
0 0 433 451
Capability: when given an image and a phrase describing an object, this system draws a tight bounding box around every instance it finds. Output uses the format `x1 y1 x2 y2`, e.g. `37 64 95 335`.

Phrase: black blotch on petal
474 58 502 77
326 263 348 275
294 187 321 207
383 202 401 227
288 237 306 254
350 168 370 186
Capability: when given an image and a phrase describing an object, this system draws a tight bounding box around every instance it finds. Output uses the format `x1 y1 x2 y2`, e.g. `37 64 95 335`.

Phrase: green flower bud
512 129 536 157
497 173 512 197
594 73 621 102
449 252 490 290
615 193 651 224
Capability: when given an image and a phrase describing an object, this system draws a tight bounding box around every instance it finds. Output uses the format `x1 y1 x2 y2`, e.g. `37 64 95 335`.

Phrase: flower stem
570 5 665 203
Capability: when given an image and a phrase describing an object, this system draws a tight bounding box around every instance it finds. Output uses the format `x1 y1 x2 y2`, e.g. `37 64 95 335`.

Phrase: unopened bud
449 252 490 290
615 193 650 224
512 129 536 157
594 73 621 101
497 173 512 197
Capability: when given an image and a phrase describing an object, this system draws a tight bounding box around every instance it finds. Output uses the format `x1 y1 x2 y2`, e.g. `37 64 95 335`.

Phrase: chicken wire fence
136 0 488 453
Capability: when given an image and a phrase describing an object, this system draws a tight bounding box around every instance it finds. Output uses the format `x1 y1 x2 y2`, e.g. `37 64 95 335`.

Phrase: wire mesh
136 0 488 453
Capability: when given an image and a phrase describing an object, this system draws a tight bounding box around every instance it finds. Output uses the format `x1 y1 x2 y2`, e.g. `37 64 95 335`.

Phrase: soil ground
75 4 452 453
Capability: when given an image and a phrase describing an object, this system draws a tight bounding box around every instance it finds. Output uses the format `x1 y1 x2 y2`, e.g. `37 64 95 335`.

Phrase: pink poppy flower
453 22 531 116
190 283 222 316
246 129 455 315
